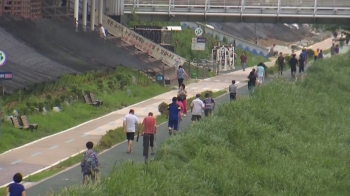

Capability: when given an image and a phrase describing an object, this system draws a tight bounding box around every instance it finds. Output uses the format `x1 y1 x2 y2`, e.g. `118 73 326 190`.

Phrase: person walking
80 141 99 184
334 44 339 54
166 97 181 136
240 51 248 71
247 69 257 94
299 48 307 74
203 93 215 117
318 50 324 60
177 65 188 88
177 83 188 116
313 48 319 61
142 112 157 156
330 43 335 56
123 109 141 154
277 52 285 75
256 63 265 86
289 53 298 78
176 97 184 131
5 173 26 196
190 94 205 123
228 80 237 101
98 23 106 39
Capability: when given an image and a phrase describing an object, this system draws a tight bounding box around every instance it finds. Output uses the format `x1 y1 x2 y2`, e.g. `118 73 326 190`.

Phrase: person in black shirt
289 54 298 78
247 69 257 94
277 52 285 75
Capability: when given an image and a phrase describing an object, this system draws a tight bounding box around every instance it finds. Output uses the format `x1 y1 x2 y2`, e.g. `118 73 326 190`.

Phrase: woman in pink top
177 83 187 115
240 51 248 71
176 97 184 131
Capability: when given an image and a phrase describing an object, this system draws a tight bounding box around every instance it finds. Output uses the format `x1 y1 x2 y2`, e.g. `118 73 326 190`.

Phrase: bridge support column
74 0 79 26
82 0 87 30
98 0 103 25
91 0 96 30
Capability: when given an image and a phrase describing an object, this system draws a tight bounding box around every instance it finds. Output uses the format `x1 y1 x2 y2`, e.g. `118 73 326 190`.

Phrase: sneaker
184 114 186 116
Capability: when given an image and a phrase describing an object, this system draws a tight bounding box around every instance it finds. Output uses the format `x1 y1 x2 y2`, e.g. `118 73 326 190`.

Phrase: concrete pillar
91 0 96 30
74 0 79 26
82 0 87 28
98 0 103 25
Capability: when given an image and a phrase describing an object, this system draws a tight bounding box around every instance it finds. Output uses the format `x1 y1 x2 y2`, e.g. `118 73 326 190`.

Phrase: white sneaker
184 114 186 116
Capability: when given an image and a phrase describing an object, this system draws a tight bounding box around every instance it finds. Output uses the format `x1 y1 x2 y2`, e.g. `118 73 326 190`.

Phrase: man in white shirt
123 109 141 154
190 94 205 124
256 64 265 86
99 23 106 39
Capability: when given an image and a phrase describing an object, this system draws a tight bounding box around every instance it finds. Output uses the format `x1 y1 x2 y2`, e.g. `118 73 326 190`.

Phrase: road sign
194 27 203 37
191 37 206 51
0 51 6 66
0 72 13 80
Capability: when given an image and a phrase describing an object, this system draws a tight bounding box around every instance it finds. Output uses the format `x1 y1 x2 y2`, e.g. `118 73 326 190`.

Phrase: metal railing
123 0 350 18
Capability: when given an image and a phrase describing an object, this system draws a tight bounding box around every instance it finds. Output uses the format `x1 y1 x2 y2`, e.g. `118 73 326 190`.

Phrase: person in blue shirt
5 173 26 196
166 97 181 136
299 48 308 74
318 50 324 60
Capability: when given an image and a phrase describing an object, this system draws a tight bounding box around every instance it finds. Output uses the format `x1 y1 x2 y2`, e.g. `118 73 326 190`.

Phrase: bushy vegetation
53 52 350 196
0 66 169 153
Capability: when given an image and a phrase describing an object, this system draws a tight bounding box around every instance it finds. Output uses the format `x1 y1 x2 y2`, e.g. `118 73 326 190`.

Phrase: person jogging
228 80 237 101
289 54 298 78
190 94 205 123
142 112 157 156
80 141 99 184
166 97 181 136
123 109 141 154
203 93 215 117
277 52 285 75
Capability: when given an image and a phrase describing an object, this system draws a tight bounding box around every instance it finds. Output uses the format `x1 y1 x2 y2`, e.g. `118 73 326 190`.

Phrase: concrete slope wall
181 22 270 58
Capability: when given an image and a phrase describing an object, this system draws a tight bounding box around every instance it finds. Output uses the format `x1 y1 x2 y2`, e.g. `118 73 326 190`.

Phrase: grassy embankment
53 51 350 195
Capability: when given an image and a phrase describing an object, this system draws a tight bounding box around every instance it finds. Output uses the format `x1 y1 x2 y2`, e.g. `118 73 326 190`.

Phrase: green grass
0 66 169 154
52 52 350 195
19 90 226 184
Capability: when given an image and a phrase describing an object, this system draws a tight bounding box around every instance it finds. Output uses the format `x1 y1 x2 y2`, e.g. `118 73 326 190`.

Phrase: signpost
0 51 9 138
191 38 206 51
194 27 203 37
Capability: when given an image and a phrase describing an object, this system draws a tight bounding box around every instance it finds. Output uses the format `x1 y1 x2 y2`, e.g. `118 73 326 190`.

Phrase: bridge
122 0 350 23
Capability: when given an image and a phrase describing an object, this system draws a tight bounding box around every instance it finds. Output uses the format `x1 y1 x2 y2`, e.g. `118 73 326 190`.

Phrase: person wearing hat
123 109 141 154
142 112 157 156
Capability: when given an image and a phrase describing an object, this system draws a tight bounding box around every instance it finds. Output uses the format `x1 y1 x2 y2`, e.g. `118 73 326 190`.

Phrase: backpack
81 151 98 176
204 98 213 110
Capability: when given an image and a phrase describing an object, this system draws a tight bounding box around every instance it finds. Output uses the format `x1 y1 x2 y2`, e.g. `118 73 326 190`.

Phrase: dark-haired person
277 52 285 75
177 65 188 88
299 48 307 74
190 94 205 123
5 173 26 196
176 97 184 131
228 80 237 101
123 109 141 154
166 97 181 135
80 141 99 184
289 54 298 78
177 83 188 116
247 69 257 94
203 93 215 117
142 112 157 156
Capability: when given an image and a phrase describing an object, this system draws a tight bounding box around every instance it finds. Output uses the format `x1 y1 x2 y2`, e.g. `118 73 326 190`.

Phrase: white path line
49 145 59 150
65 139 74 143
31 152 41 157
10 159 22 165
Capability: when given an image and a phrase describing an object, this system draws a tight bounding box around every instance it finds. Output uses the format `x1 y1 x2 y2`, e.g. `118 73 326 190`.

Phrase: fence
0 0 42 18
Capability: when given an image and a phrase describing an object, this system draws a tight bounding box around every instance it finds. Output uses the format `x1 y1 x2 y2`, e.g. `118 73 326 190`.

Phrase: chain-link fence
183 60 218 80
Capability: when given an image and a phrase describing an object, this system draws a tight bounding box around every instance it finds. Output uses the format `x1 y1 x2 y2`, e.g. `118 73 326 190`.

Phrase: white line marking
108 122 116 126
94 128 104 132
49 145 59 150
0 168 2 171
31 152 41 157
214 80 221 82
80 134 88 137
11 159 22 165
65 139 74 143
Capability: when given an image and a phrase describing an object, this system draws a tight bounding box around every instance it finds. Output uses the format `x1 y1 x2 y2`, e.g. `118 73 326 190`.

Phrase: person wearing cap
190 94 205 123
123 109 141 154
142 112 157 156
166 97 181 135
5 173 26 196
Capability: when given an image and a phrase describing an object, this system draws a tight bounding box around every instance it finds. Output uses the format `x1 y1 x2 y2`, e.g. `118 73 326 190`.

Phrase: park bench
84 94 99 106
20 115 38 131
11 116 35 131
90 93 103 106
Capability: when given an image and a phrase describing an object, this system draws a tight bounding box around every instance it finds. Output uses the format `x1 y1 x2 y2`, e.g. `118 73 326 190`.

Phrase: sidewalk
0 37 340 187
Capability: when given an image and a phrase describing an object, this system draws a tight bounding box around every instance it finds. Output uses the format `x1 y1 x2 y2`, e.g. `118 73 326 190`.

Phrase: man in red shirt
142 112 157 155
240 51 248 71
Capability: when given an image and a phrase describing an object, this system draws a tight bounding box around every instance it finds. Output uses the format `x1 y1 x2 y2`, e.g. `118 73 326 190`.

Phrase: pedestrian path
0 37 339 187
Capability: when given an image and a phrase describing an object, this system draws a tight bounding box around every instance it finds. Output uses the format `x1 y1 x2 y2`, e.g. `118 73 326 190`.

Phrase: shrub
158 102 168 114
306 48 314 58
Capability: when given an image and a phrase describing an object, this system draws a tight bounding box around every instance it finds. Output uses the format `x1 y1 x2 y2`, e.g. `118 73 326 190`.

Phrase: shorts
168 120 179 130
191 115 201 121
126 132 135 141
143 134 155 147
204 109 212 117
257 75 264 83
230 93 236 100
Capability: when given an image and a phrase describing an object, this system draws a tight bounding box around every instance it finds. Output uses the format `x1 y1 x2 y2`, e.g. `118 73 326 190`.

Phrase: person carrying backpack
203 93 215 117
81 141 99 184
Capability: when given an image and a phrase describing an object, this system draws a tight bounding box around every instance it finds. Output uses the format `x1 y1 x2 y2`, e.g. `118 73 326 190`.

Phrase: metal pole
82 0 88 30
74 0 79 26
98 0 103 25
91 0 96 30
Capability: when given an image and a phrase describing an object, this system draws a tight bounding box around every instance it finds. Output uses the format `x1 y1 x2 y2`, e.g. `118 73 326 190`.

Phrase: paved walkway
0 37 340 187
